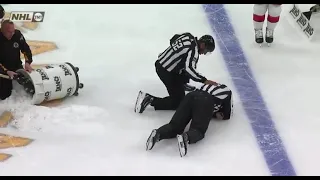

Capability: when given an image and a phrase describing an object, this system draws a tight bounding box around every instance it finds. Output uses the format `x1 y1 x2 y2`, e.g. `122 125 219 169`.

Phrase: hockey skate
146 129 160 151
254 29 263 46
177 133 189 157
265 28 274 46
134 91 154 113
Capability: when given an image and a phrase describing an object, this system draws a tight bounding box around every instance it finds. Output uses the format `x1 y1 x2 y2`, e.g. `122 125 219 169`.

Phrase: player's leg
266 4 282 44
177 91 216 157
146 92 194 150
253 4 268 44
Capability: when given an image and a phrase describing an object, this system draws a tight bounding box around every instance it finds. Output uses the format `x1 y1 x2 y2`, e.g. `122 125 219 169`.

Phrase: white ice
226 4 320 176
0 4 318 176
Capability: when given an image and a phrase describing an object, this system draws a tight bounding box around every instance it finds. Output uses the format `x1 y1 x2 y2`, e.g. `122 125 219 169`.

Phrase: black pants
0 65 23 100
156 90 217 144
150 62 187 110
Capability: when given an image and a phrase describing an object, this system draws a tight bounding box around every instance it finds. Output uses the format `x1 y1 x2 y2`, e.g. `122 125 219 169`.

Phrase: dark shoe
134 91 154 113
146 129 160 150
177 133 189 157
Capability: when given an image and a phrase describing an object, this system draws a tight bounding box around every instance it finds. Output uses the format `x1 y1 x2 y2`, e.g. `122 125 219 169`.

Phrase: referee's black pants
156 90 216 144
151 62 186 110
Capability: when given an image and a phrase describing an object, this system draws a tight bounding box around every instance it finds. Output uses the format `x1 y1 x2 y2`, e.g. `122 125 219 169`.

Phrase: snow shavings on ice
0 84 110 136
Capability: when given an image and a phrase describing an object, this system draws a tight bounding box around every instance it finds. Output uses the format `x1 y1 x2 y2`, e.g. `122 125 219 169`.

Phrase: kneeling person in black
0 20 33 100
146 83 233 157
134 33 218 114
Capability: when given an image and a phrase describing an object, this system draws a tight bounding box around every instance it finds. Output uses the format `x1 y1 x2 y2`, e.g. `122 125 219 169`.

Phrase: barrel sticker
54 76 62 92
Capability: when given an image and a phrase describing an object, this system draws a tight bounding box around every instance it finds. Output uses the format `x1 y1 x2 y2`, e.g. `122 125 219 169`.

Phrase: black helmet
199 35 215 52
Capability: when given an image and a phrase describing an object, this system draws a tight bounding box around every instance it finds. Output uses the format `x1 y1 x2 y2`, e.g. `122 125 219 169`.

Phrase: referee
146 83 233 157
135 32 217 113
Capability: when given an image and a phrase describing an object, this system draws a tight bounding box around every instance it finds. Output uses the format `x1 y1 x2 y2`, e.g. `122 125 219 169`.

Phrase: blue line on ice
202 4 296 176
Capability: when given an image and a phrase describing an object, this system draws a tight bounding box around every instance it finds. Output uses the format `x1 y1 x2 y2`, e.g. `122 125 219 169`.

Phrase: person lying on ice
145 83 234 157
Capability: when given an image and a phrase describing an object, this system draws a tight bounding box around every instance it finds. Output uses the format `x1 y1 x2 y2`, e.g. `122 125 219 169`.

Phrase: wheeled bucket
16 62 84 105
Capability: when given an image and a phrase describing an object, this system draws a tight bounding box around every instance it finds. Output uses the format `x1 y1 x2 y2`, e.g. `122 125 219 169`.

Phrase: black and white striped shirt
156 33 207 83
199 83 233 120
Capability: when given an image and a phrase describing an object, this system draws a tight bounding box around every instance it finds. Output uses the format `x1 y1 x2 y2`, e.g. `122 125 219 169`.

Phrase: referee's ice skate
134 91 154 113
177 133 189 157
146 129 160 151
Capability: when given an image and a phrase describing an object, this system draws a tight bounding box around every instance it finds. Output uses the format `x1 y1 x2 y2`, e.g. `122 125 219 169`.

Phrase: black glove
310 4 320 12
303 11 312 20
0 5 4 19
184 84 196 92
180 70 190 84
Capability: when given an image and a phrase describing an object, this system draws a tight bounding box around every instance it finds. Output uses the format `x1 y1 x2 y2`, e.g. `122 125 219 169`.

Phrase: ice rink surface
0 4 319 176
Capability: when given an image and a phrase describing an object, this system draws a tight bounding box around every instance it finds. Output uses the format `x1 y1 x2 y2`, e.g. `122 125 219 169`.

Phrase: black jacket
0 29 33 73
